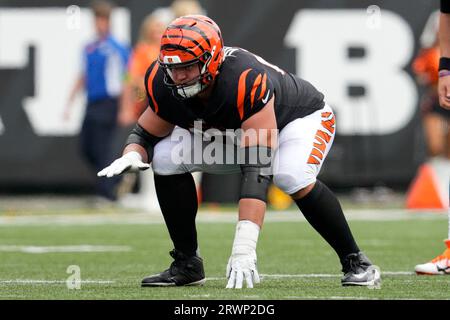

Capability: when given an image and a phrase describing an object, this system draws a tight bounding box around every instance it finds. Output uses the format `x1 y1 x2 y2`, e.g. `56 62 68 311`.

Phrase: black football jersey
144 47 325 131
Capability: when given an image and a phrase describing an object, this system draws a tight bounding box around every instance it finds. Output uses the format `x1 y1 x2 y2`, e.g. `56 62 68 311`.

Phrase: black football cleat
341 252 381 286
141 249 206 287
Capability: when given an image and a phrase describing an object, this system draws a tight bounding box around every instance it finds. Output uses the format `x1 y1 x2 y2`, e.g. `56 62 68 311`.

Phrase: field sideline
0 205 448 300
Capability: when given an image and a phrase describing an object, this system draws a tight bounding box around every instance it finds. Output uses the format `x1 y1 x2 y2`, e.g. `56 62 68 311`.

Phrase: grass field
0 204 448 300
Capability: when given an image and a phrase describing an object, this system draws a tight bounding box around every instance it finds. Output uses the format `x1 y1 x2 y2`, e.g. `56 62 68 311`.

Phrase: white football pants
151 104 336 195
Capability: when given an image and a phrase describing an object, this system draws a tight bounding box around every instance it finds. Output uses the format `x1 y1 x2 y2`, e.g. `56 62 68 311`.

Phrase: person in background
412 11 450 162
64 0 130 203
119 11 171 127
414 0 450 276
171 0 205 18
119 0 206 126
117 0 206 205
115 10 172 203
438 0 450 110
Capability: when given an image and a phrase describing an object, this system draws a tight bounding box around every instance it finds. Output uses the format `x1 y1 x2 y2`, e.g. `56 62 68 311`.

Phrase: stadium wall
0 0 439 200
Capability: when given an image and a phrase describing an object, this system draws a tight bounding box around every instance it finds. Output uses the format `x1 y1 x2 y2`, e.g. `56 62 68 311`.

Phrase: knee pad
240 166 272 202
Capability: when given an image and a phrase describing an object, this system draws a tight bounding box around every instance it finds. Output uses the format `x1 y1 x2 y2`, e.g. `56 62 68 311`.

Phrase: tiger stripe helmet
158 15 224 99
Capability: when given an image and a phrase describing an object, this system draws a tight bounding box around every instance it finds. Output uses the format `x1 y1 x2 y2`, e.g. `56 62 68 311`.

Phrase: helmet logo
163 55 182 64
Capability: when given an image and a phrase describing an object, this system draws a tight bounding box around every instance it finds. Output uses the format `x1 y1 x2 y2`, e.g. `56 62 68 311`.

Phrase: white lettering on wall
0 8 130 136
285 9 417 135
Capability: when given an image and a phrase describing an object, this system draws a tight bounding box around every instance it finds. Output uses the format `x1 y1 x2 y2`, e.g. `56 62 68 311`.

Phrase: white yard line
284 296 382 300
206 271 414 281
0 245 131 253
285 296 443 300
0 271 415 286
0 279 115 284
184 294 211 298
0 209 446 226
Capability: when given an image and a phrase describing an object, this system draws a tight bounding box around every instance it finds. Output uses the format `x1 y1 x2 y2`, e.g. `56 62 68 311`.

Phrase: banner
0 0 439 199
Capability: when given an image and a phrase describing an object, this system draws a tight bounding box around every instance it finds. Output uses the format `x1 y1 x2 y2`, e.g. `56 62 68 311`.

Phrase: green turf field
0 210 448 300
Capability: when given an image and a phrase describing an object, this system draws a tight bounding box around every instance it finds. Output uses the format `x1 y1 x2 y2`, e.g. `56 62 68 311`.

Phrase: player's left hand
226 251 260 289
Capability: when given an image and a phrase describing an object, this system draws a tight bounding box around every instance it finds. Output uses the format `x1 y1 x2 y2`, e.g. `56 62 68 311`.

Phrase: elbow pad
125 124 164 161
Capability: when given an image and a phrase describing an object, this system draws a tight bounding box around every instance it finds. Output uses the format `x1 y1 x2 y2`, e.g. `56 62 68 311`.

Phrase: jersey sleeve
235 66 274 123
144 60 162 115
143 61 179 125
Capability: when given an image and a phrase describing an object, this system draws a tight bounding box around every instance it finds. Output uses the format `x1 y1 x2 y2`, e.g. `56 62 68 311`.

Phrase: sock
154 173 198 257
294 180 360 261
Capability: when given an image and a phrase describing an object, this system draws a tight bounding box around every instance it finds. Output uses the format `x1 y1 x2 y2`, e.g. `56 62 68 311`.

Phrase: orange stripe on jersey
313 138 327 153
310 147 324 161
237 68 251 120
307 145 324 165
250 73 262 108
321 114 335 134
147 64 160 114
307 155 321 165
307 112 335 165
316 130 332 143
258 73 267 100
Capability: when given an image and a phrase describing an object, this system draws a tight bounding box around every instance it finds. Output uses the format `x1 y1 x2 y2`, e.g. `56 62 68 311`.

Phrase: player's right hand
226 251 260 289
97 151 150 178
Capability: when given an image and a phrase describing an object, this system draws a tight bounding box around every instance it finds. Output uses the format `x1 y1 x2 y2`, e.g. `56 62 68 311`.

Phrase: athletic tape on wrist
231 220 260 256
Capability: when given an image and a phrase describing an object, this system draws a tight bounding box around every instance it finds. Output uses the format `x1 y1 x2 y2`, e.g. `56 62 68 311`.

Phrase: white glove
226 251 260 289
97 151 150 178
225 220 261 289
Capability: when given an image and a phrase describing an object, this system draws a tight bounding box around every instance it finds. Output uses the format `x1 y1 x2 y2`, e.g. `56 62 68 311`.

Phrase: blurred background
0 0 447 213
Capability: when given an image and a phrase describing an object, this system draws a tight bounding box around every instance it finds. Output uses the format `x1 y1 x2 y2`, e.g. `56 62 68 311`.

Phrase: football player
438 0 450 109
98 15 381 288
415 0 450 276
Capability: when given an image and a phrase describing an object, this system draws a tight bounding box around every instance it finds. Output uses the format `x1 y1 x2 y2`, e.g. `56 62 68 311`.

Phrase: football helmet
158 15 224 99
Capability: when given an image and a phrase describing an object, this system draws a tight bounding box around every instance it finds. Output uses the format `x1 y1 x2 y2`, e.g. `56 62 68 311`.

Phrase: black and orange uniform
144 47 325 130
134 15 366 283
